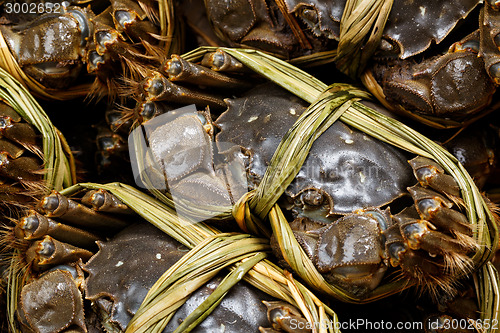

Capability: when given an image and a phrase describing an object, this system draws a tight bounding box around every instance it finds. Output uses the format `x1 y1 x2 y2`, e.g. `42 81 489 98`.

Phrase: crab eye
300 189 324 206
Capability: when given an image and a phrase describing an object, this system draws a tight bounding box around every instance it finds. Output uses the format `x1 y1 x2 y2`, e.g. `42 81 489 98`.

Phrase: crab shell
215 84 415 219
84 222 273 331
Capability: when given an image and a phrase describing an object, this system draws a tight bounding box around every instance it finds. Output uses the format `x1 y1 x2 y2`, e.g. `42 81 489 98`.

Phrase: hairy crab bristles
137 0 160 25
117 75 144 97
106 105 136 132
120 56 155 82
0 0 166 104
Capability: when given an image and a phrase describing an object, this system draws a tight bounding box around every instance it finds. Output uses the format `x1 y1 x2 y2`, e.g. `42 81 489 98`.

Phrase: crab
8 189 304 332
365 28 498 128
3 0 498 127
143 84 480 300
3 188 132 332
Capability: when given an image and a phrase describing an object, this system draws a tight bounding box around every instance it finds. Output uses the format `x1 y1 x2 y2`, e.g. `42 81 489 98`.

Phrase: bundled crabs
1 0 500 332
2 0 500 126
5 81 493 331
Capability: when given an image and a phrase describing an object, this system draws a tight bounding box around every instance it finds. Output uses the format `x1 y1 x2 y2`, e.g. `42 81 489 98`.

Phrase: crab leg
0 154 42 182
15 210 101 249
142 72 226 107
0 117 38 148
480 2 500 84
134 100 174 121
201 49 246 72
409 156 460 197
26 236 93 271
111 0 159 44
395 214 473 255
408 186 472 237
262 301 311 333
162 54 249 89
81 189 134 215
0 138 24 159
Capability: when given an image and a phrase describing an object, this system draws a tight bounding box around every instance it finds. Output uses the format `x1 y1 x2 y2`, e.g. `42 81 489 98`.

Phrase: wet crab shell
203 0 480 58
84 222 274 332
215 84 415 218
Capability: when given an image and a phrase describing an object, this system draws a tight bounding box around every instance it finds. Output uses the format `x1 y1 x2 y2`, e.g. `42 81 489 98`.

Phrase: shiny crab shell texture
1 0 496 127
0 0 497 331
283 0 480 57
85 223 276 332
0 0 163 95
